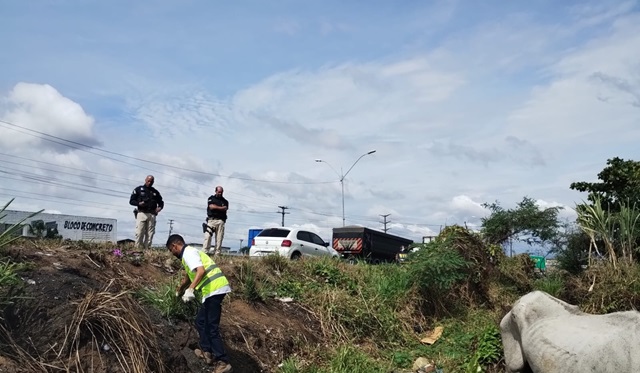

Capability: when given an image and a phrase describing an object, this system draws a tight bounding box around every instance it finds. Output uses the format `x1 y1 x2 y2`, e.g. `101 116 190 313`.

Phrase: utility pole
168 219 174 236
277 206 290 227
379 214 391 233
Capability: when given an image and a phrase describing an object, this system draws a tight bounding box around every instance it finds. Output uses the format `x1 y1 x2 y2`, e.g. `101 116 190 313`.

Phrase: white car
249 227 339 260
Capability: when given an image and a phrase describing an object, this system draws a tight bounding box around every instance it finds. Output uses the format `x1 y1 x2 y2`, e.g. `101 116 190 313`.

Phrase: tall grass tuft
238 260 263 302
59 281 165 373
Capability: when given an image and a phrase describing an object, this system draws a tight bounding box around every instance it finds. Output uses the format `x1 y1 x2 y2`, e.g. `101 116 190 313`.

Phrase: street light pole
316 150 376 226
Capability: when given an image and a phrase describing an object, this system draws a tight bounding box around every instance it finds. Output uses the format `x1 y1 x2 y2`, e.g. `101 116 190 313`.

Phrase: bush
497 254 535 294
577 263 640 313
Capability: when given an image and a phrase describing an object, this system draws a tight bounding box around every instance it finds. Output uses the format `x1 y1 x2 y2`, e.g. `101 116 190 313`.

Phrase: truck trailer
332 226 413 263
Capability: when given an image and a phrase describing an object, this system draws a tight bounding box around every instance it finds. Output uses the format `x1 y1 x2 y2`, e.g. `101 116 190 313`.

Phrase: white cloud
535 199 577 221
451 195 488 217
0 83 99 151
506 14 640 145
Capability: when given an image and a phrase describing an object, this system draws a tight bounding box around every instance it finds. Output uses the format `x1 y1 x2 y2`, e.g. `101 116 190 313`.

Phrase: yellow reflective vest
182 248 229 298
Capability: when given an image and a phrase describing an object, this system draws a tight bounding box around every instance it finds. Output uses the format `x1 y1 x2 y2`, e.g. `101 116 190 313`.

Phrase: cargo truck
332 226 413 263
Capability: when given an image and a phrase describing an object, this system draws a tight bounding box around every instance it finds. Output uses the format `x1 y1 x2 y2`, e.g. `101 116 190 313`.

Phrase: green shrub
577 263 640 313
407 245 469 314
465 325 502 373
497 254 535 293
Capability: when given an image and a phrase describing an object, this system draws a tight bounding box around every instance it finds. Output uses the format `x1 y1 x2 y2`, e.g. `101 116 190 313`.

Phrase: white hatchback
249 227 339 260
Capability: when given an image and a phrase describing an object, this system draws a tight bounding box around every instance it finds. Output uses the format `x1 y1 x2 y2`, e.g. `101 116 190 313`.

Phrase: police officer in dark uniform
129 175 164 249
202 186 228 255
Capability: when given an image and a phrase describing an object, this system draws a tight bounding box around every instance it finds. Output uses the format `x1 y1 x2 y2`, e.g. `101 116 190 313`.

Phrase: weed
0 260 24 287
329 345 389 373
465 325 502 373
238 261 262 302
261 254 290 273
275 279 305 299
363 264 412 308
278 358 301 373
390 350 413 368
305 258 354 289
533 273 564 298
136 279 200 320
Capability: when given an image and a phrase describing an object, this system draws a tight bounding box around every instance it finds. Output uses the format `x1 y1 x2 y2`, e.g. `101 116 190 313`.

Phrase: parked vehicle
249 227 339 260
332 226 413 263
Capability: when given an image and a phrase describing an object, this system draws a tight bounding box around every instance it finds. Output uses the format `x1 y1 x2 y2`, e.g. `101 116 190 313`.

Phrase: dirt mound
0 241 323 373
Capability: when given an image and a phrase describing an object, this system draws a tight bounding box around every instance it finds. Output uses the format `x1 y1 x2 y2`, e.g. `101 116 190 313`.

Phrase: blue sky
1 0 639 250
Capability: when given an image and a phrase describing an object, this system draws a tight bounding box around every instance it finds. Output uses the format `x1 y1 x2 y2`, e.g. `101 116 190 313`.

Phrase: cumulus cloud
451 195 488 217
535 199 577 221
0 83 100 152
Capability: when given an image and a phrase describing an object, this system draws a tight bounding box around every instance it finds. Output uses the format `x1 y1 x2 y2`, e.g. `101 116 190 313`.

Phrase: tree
570 157 640 212
481 197 562 252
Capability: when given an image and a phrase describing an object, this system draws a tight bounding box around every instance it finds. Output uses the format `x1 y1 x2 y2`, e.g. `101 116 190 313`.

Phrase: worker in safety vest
167 234 233 373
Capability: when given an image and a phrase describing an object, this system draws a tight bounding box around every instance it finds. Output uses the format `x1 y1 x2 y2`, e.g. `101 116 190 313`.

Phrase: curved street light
315 150 376 226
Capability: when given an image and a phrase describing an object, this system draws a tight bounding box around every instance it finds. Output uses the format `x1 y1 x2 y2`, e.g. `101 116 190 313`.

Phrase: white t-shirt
183 245 231 302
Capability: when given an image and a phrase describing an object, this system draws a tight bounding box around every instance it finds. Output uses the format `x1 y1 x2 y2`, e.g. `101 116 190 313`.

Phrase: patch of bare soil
0 241 324 373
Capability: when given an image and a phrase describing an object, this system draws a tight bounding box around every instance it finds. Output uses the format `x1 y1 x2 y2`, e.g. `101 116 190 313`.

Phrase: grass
59 281 165 373
276 345 390 373
136 278 201 320
533 272 564 298
247 245 505 372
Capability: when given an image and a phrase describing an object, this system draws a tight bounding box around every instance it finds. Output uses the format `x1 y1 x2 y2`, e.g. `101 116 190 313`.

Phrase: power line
0 119 335 185
0 120 448 232
0 151 307 210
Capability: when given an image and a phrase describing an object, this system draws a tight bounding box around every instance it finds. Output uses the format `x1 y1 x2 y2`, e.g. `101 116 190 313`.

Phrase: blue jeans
195 293 229 363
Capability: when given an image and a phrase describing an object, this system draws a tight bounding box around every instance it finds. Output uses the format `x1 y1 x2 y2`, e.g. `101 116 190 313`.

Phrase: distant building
1 210 117 243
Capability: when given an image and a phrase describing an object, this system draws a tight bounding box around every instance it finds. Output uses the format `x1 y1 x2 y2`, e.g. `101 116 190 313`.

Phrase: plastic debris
420 326 444 345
